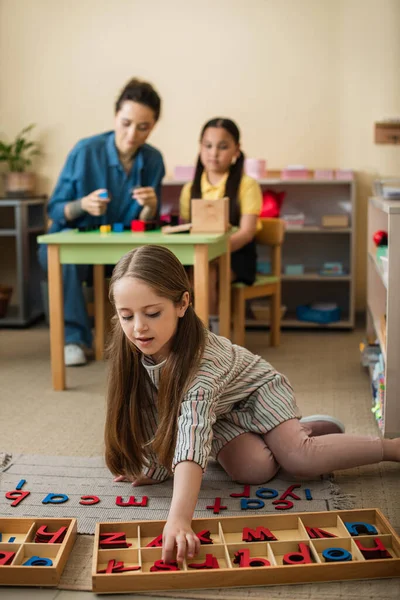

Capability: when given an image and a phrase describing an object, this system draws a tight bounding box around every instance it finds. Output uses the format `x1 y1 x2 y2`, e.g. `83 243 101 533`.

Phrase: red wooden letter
230 485 251 498
283 543 313 565
306 526 336 539
206 498 227 514
187 554 220 569
196 530 213 544
150 560 179 572
97 559 140 573
80 495 100 505
35 525 67 544
233 549 270 567
146 534 163 548
99 532 132 549
355 538 392 560
242 526 277 542
0 552 15 565
5 490 30 507
116 496 148 507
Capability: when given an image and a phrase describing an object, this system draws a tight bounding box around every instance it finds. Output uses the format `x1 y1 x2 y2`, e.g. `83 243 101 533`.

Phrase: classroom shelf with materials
0 197 46 327
365 196 400 438
162 171 356 330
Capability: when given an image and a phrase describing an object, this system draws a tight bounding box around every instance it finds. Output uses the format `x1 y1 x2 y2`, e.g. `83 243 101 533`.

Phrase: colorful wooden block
99 224 111 233
131 220 158 232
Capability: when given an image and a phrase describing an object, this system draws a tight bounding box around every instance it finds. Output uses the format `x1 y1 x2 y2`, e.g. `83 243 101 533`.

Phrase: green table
37 229 231 390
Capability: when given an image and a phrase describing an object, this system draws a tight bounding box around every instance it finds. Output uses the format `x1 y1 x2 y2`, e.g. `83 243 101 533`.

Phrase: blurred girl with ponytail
179 118 262 330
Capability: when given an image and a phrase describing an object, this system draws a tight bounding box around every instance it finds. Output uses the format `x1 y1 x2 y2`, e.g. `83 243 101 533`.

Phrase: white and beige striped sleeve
172 385 217 472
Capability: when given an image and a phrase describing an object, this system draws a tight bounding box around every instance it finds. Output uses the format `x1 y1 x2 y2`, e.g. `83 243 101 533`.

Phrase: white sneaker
64 344 87 367
300 414 345 435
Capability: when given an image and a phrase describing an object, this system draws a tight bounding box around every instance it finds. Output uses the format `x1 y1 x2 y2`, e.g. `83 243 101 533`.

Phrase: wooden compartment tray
92 509 400 594
0 517 77 587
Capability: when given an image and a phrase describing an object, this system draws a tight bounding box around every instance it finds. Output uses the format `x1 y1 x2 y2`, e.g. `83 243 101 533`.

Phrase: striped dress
141 331 301 482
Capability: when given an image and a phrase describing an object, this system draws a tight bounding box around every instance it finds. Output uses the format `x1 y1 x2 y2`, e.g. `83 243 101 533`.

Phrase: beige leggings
217 418 384 484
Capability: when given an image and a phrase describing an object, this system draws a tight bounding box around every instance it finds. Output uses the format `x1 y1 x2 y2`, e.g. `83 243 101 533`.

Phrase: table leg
94 264 105 360
48 245 65 390
194 245 209 326
219 247 231 339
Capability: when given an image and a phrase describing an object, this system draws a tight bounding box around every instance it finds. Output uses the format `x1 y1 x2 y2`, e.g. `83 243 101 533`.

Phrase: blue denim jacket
46 131 165 232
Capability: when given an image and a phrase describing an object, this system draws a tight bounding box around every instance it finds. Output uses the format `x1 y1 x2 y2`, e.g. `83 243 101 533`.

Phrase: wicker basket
0 285 13 318
251 303 287 323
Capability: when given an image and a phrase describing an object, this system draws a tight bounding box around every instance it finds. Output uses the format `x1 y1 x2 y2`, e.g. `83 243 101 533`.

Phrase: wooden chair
231 218 285 347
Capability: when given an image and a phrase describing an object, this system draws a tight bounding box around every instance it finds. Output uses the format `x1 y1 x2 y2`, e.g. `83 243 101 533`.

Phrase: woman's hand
81 189 110 216
132 186 157 210
113 475 159 487
162 517 200 565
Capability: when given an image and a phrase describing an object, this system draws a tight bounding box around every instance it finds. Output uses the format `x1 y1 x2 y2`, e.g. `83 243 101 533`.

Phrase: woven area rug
0 452 352 533
2 453 400 597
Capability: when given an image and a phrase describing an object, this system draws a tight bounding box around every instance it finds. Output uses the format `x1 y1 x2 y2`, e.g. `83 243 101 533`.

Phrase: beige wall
0 0 399 308
338 0 400 308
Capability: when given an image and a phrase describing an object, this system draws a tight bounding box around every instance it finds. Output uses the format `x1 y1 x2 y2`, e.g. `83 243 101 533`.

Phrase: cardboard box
191 197 229 233
321 215 349 228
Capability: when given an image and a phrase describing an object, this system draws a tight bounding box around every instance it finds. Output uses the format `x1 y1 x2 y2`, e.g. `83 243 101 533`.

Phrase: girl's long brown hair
104 245 206 480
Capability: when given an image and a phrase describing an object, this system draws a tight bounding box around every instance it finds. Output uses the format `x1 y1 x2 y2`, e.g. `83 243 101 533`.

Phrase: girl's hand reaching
162 517 201 565
113 475 159 487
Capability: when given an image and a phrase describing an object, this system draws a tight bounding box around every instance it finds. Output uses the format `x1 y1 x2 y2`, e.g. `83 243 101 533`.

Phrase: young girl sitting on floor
105 245 400 566
180 118 262 331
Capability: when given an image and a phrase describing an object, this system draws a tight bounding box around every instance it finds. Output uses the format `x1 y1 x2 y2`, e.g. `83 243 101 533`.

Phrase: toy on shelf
335 169 354 181
281 165 310 180
322 215 349 228
373 230 388 263
244 158 267 180
282 213 305 229
296 302 341 324
99 224 111 233
320 262 345 276
260 190 285 218
256 260 271 275
373 230 388 247
284 265 304 276
314 169 334 180
251 303 287 323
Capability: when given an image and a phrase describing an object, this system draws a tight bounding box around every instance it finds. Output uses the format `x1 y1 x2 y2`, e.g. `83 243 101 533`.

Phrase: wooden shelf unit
366 196 400 437
163 178 356 329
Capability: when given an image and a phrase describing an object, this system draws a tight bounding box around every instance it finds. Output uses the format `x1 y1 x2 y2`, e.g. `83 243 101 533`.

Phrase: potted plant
0 124 41 197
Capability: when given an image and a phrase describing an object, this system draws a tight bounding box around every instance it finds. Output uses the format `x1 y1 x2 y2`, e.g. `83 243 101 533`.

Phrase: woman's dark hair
115 78 161 121
191 118 245 225
105 245 206 480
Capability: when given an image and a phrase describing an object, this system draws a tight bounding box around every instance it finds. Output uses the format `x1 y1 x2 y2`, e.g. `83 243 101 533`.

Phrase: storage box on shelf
162 174 356 330
366 196 400 438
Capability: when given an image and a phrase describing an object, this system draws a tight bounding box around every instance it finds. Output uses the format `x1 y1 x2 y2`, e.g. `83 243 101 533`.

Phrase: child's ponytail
224 150 245 226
